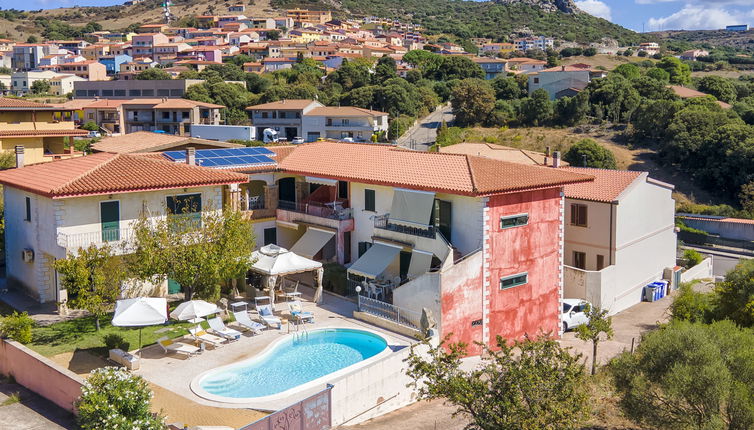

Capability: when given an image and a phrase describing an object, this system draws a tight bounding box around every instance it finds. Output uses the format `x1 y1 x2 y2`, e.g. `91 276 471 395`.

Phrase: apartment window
157 89 170 96
500 213 528 229
87 90 98 97
102 90 113 96
24 197 31 222
358 241 372 257
341 119 350 126
338 181 348 199
88 113 94 119
596 254 605 271
142 89 154 96
75 89 87 96
364 189 375 212
162 111 170 119
295 112 301 119
570 203 588 227
500 272 528 290
263 228 277 245
573 251 586 270
261 112 268 119
166 193 202 227
114 89 126 96
182 111 189 119
100 200 120 242
170 89 183 96
129 89 141 96
533 77 539 84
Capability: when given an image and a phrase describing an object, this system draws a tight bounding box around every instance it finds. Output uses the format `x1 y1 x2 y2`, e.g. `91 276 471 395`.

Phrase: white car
291 137 304 144
561 299 591 332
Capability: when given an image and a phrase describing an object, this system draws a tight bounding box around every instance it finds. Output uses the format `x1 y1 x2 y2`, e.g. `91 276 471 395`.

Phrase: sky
2 0 754 31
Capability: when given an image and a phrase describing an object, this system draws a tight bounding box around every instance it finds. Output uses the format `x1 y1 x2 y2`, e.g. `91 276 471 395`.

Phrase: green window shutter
365 189 375 212
100 201 120 242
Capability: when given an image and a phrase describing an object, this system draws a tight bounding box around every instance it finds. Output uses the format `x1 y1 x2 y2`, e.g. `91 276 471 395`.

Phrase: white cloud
638 0 754 5
648 5 754 30
576 0 613 21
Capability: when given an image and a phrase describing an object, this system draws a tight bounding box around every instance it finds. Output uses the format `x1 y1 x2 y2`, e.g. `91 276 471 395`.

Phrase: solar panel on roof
160 147 277 169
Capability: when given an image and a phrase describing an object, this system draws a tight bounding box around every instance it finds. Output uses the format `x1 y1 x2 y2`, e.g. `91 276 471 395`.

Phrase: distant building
480 43 516 55
528 64 607 100
228 4 246 12
471 57 507 80
286 8 332 26
679 49 709 61
514 36 554 52
48 74 86 96
73 79 206 99
726 24 749 32
637 42 660 55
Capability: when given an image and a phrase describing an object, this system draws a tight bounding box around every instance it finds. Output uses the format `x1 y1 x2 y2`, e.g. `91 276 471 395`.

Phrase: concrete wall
681 257 713 283
190 124 255 141
329 339 433 426
680 217 754 241
392 271 441 329
0 339 84 413
485 188 562 345
563 264 617 310
439 250 484 355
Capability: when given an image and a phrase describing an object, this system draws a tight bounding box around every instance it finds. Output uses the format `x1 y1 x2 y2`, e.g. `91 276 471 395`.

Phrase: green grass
1 392 21 406
29 313 195 358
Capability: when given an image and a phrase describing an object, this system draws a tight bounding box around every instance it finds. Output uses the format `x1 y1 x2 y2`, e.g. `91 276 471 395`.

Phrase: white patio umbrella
169 300 219 323
112 297 168 356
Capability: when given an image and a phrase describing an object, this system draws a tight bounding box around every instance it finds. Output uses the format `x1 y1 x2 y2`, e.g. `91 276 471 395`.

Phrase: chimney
185 147 196 166
552 151 561 168
561 65 565 71
14 146 24 168
544 146 550 166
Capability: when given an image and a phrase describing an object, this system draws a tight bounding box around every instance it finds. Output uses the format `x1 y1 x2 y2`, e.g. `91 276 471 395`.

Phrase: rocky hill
0 0 645 46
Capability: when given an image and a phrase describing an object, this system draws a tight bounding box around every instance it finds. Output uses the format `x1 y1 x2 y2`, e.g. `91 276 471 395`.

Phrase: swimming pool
191 328 389 402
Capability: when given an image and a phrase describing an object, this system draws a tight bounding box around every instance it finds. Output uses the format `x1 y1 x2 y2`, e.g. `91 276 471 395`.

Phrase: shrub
103 333 130 351
669 282 713 323
76 367 164 430
0 312 34 344
81 121 99 131
683 248 703 268
563 139 617 169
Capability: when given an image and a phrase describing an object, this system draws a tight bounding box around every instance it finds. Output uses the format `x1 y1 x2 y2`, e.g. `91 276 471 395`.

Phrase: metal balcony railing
373 213 436 239
278 200 352 220
57 227 135 250
357 295 421 330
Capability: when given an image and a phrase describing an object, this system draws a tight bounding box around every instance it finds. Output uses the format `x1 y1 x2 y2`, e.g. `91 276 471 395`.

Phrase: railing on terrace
57 228 135 250
278 200 353 220
373 213 436 239
241 195 265 211
357 294 421 330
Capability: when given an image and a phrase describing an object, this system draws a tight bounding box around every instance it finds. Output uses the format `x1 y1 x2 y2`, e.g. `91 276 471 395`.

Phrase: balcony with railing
373 213 436 238
240 194 276 220
57 227 136 253
278 200 352 221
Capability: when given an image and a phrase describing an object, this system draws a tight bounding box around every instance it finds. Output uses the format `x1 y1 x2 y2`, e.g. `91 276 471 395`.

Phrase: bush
682 249 703 268
0 312 34 344
102 333 130 351
563 139 617 169
669 282 713 323
81 121 99 131
76 367 164 430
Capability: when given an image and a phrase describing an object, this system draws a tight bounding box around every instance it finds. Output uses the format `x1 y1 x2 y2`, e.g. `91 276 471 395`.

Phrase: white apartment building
246 99 388 142
562 167 677 314
0 151 248 303
528 65 607 100
514 37 554 52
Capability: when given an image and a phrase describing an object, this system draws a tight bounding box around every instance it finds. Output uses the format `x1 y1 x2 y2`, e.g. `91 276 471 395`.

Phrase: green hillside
272 0 647 45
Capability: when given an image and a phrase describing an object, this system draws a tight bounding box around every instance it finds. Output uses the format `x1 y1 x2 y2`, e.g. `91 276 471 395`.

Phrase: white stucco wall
563 199 613 270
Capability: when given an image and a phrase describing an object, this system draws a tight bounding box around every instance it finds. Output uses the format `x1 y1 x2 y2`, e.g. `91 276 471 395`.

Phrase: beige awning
290 227 335 259
276 220 299 230
389 188 435 228
305 176 338 186
407 249 433 280
347 242 401 279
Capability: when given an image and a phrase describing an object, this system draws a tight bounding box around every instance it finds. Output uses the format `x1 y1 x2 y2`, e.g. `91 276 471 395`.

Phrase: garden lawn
30 313 194 357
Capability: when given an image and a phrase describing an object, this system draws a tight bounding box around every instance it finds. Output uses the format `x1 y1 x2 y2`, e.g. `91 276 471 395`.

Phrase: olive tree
574 304 614 375
406 334 590 430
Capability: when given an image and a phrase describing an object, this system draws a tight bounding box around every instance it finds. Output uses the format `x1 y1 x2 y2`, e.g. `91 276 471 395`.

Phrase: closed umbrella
170 300 219 323
112 297 168 356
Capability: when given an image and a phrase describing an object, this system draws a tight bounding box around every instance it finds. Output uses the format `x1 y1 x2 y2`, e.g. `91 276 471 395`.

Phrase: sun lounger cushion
259 306 272 316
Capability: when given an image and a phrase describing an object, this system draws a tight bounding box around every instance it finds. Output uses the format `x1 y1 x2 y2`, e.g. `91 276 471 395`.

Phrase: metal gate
238 385 332 430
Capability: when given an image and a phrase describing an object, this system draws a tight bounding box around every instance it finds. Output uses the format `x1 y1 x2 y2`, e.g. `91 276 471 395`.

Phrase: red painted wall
486 188 562 345
439 251 484 356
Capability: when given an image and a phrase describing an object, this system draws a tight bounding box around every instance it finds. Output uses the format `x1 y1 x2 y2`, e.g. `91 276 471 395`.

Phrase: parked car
561 299 591 332
291 137 304 144
87 131 101 138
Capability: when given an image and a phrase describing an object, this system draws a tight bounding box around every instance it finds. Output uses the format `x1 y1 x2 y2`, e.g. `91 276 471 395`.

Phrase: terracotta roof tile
307 106 387 117
678 215 754 225
246 99 317 110
91 131 242 153
0 98 59 110
562 167 644 202
0 129 89 138
279 141 592 196
0 152 247 199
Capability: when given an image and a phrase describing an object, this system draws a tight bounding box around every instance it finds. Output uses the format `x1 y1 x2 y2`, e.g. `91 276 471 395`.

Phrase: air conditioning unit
22 248 34 263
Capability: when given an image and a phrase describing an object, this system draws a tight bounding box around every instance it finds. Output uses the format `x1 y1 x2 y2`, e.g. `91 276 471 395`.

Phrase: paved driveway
0 384 75 430
396 104 454 151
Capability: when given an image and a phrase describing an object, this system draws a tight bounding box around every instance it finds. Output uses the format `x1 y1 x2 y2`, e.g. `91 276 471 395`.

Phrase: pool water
198 328 387 399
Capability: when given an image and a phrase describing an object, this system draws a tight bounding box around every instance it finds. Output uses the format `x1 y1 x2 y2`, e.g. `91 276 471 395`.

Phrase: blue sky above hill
3 0 754 31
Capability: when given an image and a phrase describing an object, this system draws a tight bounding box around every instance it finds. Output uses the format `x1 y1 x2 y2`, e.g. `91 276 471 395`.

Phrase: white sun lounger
288 300 315 324
189 325 227 348
232 311 265 334
256 303 282 329
207 316 242 341
157 336 201 358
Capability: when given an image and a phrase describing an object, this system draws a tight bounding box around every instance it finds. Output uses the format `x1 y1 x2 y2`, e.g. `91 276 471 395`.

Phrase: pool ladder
293 318 309 341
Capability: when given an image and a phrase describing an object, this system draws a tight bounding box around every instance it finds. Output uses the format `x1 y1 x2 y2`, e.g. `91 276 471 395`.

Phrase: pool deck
135 288 416 412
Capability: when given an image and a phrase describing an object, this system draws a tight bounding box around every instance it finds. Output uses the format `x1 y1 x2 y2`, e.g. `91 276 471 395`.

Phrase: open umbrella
169 300 219 323
112 297 168 356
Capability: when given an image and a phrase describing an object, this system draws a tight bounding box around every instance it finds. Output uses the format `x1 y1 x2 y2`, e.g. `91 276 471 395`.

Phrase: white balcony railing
57 228 136 252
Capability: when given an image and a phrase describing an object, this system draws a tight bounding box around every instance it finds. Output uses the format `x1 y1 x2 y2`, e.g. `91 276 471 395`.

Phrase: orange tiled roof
92 131 242 153
246 99 317 110
0 129 89 138
0 152 247 199
279 141 593 196
562 167 644 203
307 106 387 117
0 98 59 110
678 215 754 225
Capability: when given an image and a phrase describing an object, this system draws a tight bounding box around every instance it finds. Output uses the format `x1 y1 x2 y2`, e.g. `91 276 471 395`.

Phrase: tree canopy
563 139 617 169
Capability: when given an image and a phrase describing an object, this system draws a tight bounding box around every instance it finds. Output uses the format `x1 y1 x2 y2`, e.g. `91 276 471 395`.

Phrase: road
680 245 751 278
396 104 454 151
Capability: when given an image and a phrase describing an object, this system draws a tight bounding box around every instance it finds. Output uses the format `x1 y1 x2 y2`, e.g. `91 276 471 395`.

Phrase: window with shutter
364 189 375 212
